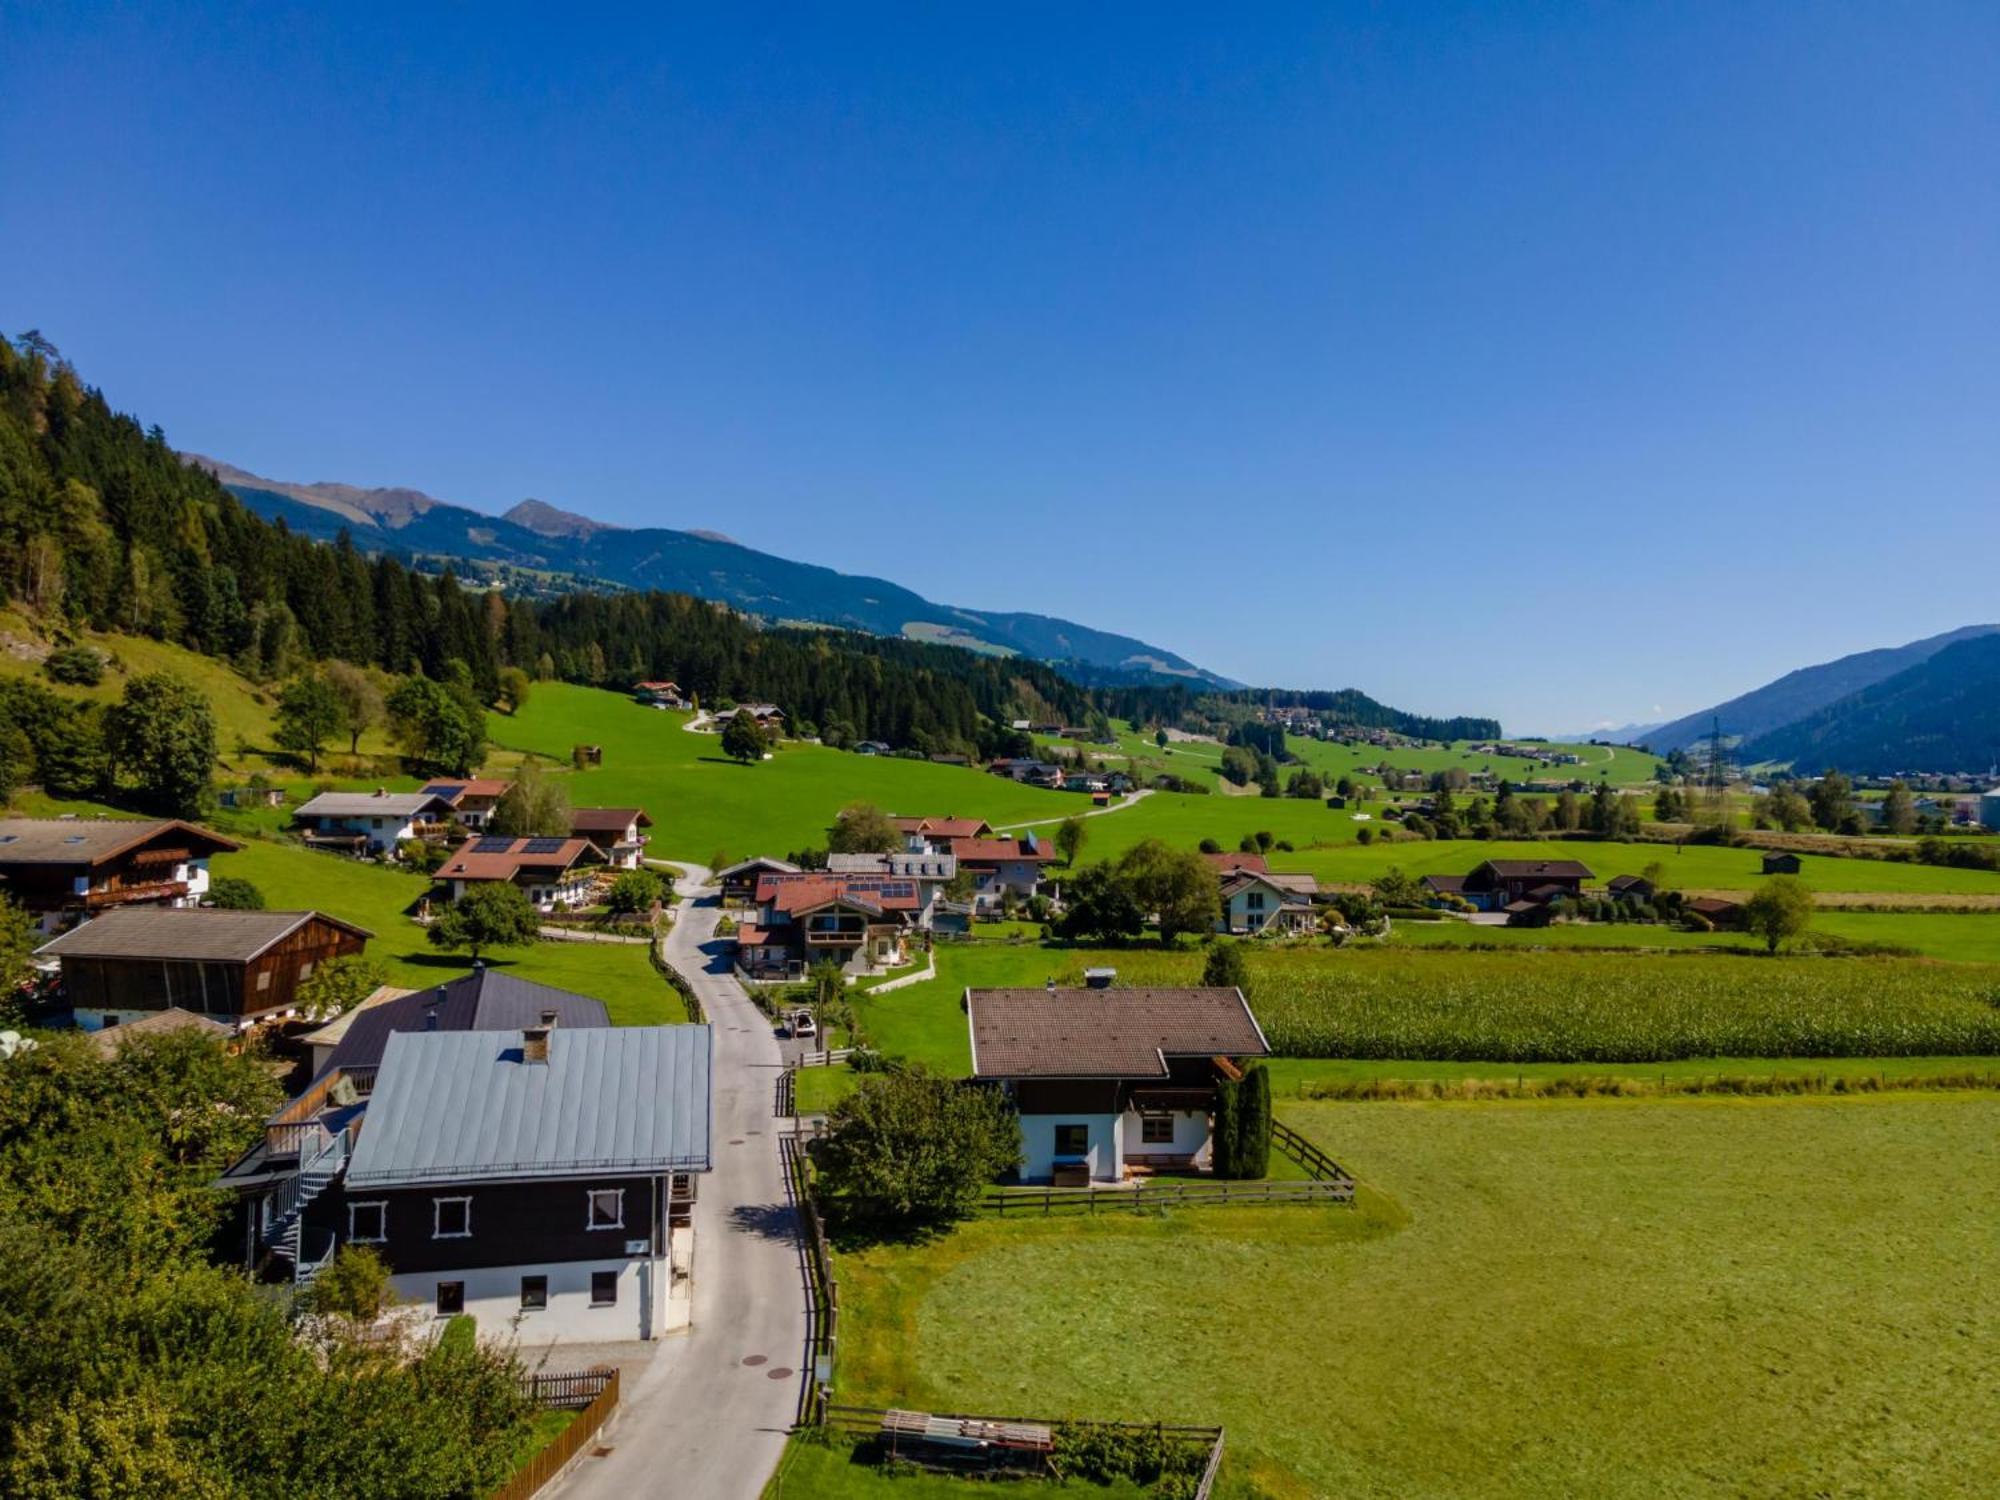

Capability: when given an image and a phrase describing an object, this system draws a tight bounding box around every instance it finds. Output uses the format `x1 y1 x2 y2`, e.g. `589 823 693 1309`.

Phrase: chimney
522 1013 556 1064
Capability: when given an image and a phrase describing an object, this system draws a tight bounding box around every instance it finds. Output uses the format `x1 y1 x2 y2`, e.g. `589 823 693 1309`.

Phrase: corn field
1072 950 2000 1062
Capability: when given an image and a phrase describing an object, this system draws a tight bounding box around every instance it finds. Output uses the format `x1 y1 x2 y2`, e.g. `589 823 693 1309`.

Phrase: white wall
1018 1112 1123 1183
1120 1109 1210 1163
386 1240 688 1345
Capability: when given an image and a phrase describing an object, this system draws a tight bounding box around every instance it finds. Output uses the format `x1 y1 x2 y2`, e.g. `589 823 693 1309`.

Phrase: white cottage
966 981 1271 1185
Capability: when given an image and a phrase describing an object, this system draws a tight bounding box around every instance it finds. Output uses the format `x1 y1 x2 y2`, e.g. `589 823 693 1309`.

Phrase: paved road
556 864 807 1500
997 786 1154 831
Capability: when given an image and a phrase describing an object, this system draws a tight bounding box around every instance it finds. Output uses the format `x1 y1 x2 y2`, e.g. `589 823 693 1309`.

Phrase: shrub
206 877 265 911
605 867 665 918
41 646 104 686
808 1069 1020 1229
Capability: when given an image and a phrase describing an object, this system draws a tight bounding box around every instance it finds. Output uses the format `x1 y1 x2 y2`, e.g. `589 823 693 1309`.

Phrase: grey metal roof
346 1024 712 1188
37 908 372 963
294 791 456 819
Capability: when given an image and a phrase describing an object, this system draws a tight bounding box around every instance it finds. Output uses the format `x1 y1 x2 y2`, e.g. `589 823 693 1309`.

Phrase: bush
809 1069 1020 1229
428 883 540 960
206 877 265 911
41 646 104 686
605 867 666 918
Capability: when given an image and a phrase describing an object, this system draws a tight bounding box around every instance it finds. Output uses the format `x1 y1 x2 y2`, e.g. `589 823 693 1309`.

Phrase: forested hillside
0 334 1489 757
1741 634 2000 775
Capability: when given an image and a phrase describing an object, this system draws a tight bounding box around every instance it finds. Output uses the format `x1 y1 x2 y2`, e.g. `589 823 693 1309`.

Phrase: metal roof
37 908 372 963
346 1023 712 1188
295 791 457 819
320 969 609 1075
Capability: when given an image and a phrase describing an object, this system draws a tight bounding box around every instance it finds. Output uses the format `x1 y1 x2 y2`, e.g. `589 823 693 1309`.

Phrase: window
1140 1115 1175 1145
432 1196 472 1239
1246 891 1266 911
297 960 314 981
586 1189 624 1230
590 1271 618 1306
435 1281 464 1316
520 1275 548 1311
102 1015 120 1030
1054 1124 1089 1157
257 970 272 991
349 1201 387 1244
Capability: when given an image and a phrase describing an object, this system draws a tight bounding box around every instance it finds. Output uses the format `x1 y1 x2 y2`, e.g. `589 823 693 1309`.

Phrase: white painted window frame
585 1188 625 1231
348 1200 388 1244
432 1195 473 1239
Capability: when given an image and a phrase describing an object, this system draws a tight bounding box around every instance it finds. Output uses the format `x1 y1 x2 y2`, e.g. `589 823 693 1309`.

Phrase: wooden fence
820 1404 1226 1498
1270 1116 1357 1190
522 1366 617 1410
797 1046 855 1068
488 1367 620 1500
782 1132 839 1427
977 1178 1351 1216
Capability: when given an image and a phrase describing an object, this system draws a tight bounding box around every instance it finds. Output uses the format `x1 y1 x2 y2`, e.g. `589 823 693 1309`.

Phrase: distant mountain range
1634 625 2000 758
1740 633 2000 776
188 456 1239 690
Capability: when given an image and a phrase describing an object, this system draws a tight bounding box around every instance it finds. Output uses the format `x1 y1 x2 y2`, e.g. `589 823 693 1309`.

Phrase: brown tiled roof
1422 874 1468 893
0 818 240 866
436 838 602 881
570 807 652 833
757 873 921 915
892 816 994 839
966 986 1269 1079
1203 852 1268 874
949 837 1053 865
1607 874 1653 891
38 908 371 962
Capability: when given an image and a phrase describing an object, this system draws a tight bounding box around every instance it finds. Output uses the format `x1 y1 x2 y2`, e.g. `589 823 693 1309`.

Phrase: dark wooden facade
61 916 367 1021
305 1173 668 1274
0 829 233 916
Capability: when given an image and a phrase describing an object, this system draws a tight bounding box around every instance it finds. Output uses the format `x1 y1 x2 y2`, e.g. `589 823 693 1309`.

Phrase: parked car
790 1009 817 1039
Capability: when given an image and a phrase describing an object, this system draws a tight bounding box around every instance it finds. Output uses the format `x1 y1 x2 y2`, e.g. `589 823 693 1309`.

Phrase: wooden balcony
265 1064 377 1155
85 879 189 909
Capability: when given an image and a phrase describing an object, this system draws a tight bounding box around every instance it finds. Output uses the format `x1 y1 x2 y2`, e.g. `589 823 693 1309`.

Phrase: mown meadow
819 1094 2000 1498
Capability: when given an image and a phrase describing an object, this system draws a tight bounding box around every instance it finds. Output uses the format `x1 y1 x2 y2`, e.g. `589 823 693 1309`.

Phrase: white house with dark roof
227 1017 713 1343
965 983 1271 1184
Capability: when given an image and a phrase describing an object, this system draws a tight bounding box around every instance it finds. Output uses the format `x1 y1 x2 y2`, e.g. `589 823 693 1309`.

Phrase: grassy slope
831 1094 2000 1498
496 686 1079 865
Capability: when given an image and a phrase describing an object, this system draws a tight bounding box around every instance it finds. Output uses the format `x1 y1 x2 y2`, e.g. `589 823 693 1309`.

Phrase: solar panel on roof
522 837 567 854
471 836 516 854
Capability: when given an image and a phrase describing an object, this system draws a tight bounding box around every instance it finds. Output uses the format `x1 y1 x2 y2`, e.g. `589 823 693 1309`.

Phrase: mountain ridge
1636 624 2000 754
188 455 1240 690
1741 634 2000 775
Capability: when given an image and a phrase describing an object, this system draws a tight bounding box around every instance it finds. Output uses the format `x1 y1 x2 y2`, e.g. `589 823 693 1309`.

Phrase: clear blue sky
4 3 1995 732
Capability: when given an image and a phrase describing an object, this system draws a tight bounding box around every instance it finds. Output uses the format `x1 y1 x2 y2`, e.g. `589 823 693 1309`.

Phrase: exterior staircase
266 1124 353 1285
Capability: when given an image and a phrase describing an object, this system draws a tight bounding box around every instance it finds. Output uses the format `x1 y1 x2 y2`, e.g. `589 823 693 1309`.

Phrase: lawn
828 1093 2000 1497
494 684 1079 864
210 838 681 1023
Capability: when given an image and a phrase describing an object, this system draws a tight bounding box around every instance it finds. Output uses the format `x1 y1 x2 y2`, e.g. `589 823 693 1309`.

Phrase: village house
728 703 785 732
1420 873 1469 903
38 907 371 1031
947 834 1054 913
734 871 921 980
988 757 1062 784
893 815 996 848
1685 895 1745 929
570 807 653 869
223 1018 711 1342
1461 859 1595 912
1217 869 1320 936
715 855 801 907
966 978 1271 1184
420 778 515 831
1761 851 1803 876
1203 851 1270 877
434 836 606 912
853 740 892 756
293 790 458 857
631 680 686 708
826 849 957 926
88 1007 235 1056
0 817 241 932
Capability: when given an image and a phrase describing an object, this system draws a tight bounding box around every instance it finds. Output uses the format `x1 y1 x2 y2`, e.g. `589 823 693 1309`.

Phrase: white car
790 1010 817 1039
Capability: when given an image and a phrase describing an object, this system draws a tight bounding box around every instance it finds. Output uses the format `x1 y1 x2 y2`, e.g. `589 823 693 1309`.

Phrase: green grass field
496 686 1078 865
1389 909 2000 962
209 839 681 1023
827 1093 2000 1497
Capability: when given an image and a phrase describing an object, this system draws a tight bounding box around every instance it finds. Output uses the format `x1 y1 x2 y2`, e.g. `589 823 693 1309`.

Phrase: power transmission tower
1703 716 1731 804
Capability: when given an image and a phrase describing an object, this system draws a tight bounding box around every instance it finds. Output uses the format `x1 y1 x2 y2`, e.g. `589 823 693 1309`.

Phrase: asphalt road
555 865 808 1499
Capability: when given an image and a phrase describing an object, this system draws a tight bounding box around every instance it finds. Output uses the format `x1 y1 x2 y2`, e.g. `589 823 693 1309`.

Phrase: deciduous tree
1743 875 1813 954
104 672 214 817
427 883 539 960
808 1068 1020 1229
